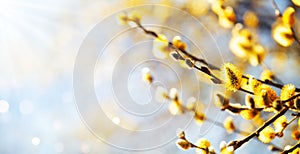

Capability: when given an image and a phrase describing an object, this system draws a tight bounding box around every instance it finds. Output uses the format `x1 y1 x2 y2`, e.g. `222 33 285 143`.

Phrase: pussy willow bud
272 24 294 47
223 116 235 133
282 7 295 27
185 58 194 69
292 0 300 6
281 84 296 107
258 126 275 143
221 63 242 92
170 51 184 61
176 139 191 150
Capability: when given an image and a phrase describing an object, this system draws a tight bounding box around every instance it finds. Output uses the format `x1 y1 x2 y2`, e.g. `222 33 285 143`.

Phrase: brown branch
269 144 284 152
282 93 300 103
132 20 300 93
239 88 254 95
228 106 289 150
242 75 300 92
280 141 300 154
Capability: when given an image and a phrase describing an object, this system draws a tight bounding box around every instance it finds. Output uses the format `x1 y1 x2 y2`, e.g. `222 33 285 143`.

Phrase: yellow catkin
196 138 210 154
292 0 300 6
264 86 278 104
229 25 251 59
254 85 278 108
249 76 262 94
282 7 295 27
220 141 234 154
258 126 275 143
240 109 259 120
176 139 191 150
117 12 128 25
194 111 205 125
229 24 265 66
211 0 224 15
142 67 153 84
221 147 234 154
223 116 235 133
249 44 265 66
176 130 185 139
260 69 274 81
243 11 259 28
291 130 300 140
218 6 236 28
198 138 210 148
172 36 187 51
273 115 287 132
211 0 235 28
128 11 141 23
221 63 242 92
272 24 294 47
168 101 183 115
280 84 296 107
152 34 170 59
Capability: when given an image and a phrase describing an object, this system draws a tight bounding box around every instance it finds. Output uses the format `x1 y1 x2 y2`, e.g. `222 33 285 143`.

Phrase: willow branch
282 93 300 103
271 0 300 45
134 20 219 70
280 141 300 154
242 75 300 92
228 106 289 150
129 19 300 92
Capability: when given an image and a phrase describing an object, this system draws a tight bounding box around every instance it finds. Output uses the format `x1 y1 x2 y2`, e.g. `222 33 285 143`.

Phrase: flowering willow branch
272 0 300 45
132 20 224 84
282 93 300 104
281 141 300 154
276 113 299 136
228 105 289 150
242 75 300 92
129 19 300 93
134 21 219 70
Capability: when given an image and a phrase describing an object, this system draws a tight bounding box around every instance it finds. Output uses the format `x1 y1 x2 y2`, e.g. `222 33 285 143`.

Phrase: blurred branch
272 0 300 45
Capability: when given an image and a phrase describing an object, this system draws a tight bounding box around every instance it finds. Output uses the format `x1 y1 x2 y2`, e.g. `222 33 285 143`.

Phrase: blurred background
0 0 299 153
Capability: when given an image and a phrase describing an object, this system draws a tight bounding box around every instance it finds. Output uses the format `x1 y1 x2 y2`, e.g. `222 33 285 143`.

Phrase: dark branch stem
242 75 300 92
130 19 300 92
280 141 300 154
228 106 289 150
282 93 300 103
239 88 254 95
168 43 220 70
